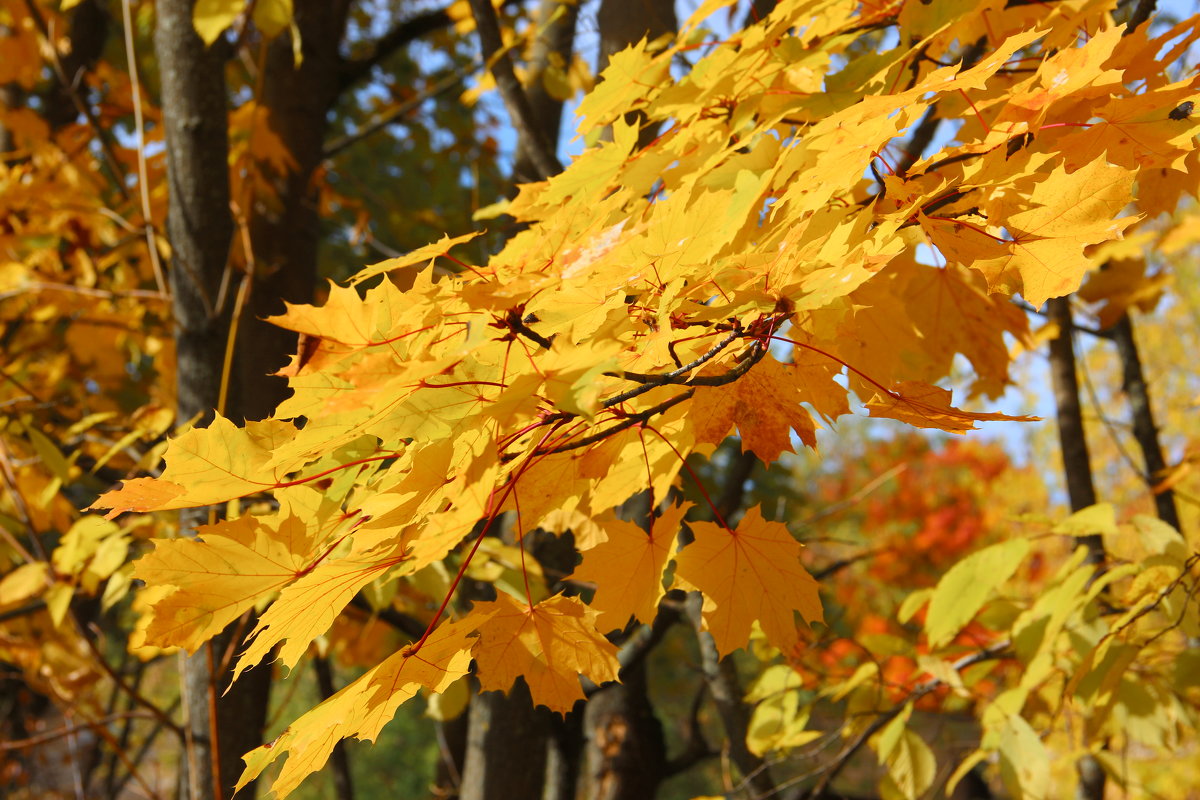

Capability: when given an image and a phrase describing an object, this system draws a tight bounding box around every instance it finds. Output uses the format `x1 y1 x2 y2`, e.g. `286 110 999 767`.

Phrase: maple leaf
673 506 823 658
472 593 621 713
237 614 487 799
569 502 691 631
90 416 298 517
864 381 1035 433
232 539 411 682
922 157 1136 308
131 511 322 653
690 354 818 464
900 260 1030 399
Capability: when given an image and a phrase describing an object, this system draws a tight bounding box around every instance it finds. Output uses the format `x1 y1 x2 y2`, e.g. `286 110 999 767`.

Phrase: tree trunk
1045 298 1103 556
1045 297 1105 800
459 678 554 800
1109 313 1181 528
511 0 580 186
239 0 351 420
580 661 667 800
156 3 269 797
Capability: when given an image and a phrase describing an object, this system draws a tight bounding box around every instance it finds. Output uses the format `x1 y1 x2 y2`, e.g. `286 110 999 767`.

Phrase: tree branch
1125 0 1156 33
467 0 562 180
806 642 1011 799
322 67 470 159
337 8 453 91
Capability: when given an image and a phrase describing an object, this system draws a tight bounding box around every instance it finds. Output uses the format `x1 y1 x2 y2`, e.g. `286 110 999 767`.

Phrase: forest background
1 0 1199 799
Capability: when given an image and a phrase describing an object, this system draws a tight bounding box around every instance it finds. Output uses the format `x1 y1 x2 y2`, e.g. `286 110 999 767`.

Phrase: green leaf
881 729 937 800
1052 502 1117 538
925 538 1029 649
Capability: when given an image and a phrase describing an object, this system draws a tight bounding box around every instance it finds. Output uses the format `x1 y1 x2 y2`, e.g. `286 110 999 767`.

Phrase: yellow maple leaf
923 157 1136 308
232 540 411 682
569 502 691 631
673 506 822 658
237 614 486 798
472 593 620 713
91 415 298 517
131 512 322 653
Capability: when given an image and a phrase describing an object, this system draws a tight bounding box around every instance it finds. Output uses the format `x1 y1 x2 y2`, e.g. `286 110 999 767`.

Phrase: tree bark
1046 298 1103 555
1109 313 1181 528
580 661 667 800
597 0 677 151
511 0 580 185
1045 297 1105 800
239 0 352 421
156 3 269 798
459 678 554 800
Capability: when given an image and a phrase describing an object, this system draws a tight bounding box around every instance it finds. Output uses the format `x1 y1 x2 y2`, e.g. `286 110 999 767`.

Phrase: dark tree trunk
581 661 667 800
597 0 677 150
238 0 351 420
511 0 580 186
459 678 554 800
1109 313 1181 529
1045 297 1105 800
155 2 267 797
1045 298 1103 555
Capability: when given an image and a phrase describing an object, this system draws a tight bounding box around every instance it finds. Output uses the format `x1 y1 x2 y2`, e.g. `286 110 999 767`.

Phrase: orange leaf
472 593 620 713
569 502 691 631
865 381 1035 433
674 506 823 658
91 478 186 520
691 354 818 464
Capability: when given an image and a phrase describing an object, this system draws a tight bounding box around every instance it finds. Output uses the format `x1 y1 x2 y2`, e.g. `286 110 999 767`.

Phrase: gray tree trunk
155 3 268 798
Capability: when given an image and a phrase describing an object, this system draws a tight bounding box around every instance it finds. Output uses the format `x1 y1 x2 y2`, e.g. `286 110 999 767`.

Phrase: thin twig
77 620 185 741
323 67 472 159
603 332 753 409
0 711 162 751
121 0 169 297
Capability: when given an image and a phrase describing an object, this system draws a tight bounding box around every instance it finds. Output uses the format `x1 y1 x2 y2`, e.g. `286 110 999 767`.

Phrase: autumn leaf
232 538 411 682
865 381 1036 433
569 502 691 631
922 157 1136 308
690 354 818 464
673 506 822 658
925 538 1029 649
131 511 323 653
237 614 487 798
472 593 621 713
90 416 299 517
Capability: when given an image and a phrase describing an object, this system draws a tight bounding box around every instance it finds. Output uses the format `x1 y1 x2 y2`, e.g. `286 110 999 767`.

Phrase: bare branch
337 8 454 91
467 0 562 180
